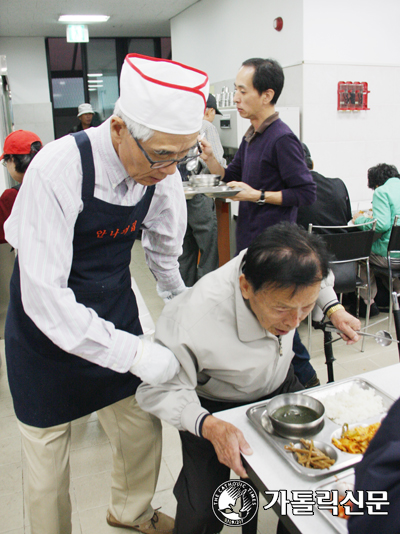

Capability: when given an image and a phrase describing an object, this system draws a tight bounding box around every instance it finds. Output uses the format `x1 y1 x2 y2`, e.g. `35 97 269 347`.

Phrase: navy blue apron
5 131 155 428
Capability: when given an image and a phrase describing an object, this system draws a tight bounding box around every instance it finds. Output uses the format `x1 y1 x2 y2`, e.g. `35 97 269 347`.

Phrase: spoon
186 133 205 172
326 325 398 346
186 158 198 172
356 329 397 347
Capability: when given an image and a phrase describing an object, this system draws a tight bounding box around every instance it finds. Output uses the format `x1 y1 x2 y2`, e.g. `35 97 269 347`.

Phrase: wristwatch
326 303 345 319
256 190 265 205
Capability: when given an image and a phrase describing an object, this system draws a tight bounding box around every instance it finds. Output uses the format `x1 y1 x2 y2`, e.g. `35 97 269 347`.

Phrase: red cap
0 130 42 161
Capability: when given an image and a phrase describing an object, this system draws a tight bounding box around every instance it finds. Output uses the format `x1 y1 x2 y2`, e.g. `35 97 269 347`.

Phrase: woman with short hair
353 163 400 313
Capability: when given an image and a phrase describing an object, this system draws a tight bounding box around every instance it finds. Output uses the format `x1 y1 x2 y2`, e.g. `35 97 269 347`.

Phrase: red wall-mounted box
337 81 370 111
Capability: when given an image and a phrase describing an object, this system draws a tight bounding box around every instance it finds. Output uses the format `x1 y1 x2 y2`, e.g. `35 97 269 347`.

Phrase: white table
217 364 400 534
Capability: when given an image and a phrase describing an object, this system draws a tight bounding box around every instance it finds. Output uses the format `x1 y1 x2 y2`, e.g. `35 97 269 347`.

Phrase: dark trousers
173 365 303 534
179 194 219 287
291 329 316 386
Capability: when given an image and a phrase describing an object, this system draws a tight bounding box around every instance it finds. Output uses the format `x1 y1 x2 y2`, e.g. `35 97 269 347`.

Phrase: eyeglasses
133 136 202 169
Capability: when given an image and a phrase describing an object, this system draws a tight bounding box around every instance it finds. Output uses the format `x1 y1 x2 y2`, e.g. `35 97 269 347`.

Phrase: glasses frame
133 136 202 169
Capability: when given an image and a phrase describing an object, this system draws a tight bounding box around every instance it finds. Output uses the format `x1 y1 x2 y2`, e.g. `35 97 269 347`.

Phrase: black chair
308 220 377 354
392 291 400 360
370 215 400 332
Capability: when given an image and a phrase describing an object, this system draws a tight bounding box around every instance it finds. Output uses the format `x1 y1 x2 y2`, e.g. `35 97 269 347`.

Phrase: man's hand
226 182 283 205
227 181 259 202
330 308 361 344
199 137 225 177
156 283 187 304
198 136 213 162
201 415 253 478
130 338 180 385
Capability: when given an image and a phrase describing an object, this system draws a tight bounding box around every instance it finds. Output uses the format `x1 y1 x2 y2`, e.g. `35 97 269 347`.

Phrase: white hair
113 99 154 141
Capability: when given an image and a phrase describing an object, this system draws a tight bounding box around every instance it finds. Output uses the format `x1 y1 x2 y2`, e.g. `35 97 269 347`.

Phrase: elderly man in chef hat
4 54 209 534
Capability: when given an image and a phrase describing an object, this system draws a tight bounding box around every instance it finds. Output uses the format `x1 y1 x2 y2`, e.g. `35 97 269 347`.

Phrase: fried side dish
284 438 336 469
329 495 354 519
338 496 353 519
332 422 380 454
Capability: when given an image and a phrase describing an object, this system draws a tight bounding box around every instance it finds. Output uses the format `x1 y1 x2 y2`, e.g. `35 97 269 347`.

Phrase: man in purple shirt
200 57 316 254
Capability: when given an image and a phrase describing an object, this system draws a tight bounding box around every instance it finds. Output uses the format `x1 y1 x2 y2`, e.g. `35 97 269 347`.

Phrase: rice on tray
322 384 385 425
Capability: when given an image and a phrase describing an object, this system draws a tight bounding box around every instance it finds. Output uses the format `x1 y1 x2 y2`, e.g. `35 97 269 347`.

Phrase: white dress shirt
4 119 187 373
200 119 226 168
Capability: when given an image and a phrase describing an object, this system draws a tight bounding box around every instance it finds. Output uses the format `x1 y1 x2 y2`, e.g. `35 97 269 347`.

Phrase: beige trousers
18 395 162 534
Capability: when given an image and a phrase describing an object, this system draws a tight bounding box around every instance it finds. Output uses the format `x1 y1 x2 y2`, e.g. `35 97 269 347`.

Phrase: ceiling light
88 73 103 77
59 15 110 23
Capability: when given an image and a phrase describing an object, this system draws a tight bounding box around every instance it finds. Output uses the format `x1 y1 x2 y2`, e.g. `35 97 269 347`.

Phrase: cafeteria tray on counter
182 182 242 199
246 378 394 478
312 468 355 533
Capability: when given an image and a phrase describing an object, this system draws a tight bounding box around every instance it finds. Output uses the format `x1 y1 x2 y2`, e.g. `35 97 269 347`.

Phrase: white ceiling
0 0 200 38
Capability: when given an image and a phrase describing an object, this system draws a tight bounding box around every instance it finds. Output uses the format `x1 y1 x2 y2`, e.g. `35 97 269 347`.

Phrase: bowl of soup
266 393 325 439
189 174 221 187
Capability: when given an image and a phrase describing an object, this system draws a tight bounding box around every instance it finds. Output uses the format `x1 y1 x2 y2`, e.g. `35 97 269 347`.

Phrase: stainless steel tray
246 378 394 478
183 182 242 199
312 468 355 533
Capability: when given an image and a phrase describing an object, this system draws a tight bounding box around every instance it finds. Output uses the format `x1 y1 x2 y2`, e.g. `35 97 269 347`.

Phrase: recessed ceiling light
88 73 103 77
58 15 110 23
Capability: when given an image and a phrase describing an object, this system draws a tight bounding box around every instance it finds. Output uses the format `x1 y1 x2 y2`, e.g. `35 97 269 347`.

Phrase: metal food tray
183 182 242 199
246 378 394 478
312 468 355 533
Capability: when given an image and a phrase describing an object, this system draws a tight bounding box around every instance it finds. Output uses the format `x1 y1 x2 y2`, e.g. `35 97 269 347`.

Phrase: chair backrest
387 215 400 255
308 220 377 263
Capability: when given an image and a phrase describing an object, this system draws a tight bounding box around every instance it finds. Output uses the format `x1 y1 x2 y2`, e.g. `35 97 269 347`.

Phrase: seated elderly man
137 222 360 534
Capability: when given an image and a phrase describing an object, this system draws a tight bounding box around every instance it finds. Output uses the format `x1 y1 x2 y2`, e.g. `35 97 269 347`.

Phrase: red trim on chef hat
119 54 209 135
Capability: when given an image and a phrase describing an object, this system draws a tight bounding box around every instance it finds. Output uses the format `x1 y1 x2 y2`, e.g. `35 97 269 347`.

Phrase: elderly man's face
111 117 199 186
239 275 320 337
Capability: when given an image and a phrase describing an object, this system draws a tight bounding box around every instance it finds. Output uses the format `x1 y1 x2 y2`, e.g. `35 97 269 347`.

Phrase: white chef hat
119 54 209 135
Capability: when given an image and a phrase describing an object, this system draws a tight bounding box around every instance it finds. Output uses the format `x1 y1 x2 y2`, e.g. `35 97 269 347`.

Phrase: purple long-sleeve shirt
224 113 316 253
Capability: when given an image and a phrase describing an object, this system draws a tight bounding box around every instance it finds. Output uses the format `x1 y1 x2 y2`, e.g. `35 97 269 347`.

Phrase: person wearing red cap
0 130 42 243
4 54 209 534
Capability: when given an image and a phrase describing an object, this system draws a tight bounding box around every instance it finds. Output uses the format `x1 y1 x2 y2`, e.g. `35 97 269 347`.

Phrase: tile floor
0 241 399 534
